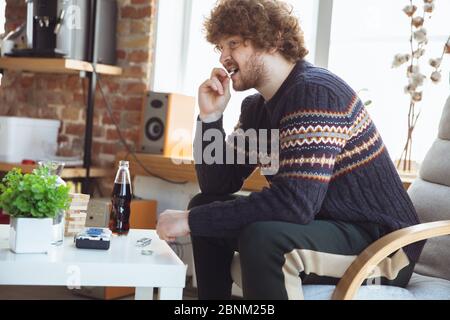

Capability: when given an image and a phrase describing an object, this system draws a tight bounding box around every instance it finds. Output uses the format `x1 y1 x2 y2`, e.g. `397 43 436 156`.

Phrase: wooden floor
0 286 94 300
0 278 199 300
0 286 199 300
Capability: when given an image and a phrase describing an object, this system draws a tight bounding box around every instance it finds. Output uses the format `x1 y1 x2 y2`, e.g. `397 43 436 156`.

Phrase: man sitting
156 0 424 300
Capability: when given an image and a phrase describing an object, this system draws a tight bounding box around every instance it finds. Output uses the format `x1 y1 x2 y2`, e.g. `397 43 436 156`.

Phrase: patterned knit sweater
189 60 424 263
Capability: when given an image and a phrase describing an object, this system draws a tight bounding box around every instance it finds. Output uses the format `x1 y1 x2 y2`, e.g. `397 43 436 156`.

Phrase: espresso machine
9 0 61 57
10 0 116 63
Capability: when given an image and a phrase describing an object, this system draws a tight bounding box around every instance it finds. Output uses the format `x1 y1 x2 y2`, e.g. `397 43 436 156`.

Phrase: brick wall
0 0 157 169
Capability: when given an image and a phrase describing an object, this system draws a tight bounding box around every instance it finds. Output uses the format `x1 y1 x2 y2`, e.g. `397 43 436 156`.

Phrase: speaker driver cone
145 118 164 141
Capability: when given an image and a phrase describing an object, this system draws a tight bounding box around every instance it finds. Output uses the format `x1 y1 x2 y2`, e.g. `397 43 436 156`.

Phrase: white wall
0 0 5 35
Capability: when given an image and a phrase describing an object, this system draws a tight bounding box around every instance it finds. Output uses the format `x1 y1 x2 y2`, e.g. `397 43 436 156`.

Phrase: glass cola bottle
109 160 132 235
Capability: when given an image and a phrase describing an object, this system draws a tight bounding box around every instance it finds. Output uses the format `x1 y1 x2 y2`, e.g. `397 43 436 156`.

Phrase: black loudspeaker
92 0 117 65
139 92 196 158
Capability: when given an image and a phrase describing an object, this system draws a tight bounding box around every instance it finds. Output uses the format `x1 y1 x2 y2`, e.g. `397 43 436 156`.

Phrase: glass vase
38 160 66 246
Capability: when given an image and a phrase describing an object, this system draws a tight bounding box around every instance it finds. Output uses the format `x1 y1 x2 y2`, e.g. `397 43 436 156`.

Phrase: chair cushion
419 139 450 188
407 95 450 281
438 95 450 140
407 178 450 281
303 273 450 300
303 284 415 300
407 273 450 299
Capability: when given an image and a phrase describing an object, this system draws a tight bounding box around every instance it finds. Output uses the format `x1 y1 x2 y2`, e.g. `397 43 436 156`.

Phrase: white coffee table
0 225 187 300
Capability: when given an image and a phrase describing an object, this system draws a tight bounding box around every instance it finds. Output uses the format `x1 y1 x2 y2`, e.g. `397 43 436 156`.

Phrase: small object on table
65 193 90 237
74 227 112 250
141 249 154 256
136 237 152 247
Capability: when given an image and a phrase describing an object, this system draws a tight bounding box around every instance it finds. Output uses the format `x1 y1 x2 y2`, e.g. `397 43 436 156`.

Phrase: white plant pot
9 217 53 253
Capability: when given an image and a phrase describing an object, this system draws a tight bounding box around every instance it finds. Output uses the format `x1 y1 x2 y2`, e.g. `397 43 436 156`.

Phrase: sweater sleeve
188 82 352 238
193 95 260 195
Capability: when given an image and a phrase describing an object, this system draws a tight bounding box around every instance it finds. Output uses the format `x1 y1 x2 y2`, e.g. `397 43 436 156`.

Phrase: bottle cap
119 160 129 168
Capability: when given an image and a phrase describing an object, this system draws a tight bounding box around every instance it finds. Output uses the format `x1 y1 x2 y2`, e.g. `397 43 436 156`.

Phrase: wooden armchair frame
332 220 450 300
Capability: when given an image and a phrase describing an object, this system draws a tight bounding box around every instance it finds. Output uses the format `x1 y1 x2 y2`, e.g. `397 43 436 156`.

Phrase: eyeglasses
214 39 243 54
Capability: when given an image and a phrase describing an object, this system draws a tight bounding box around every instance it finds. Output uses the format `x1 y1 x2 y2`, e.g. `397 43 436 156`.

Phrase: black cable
91 65 189 185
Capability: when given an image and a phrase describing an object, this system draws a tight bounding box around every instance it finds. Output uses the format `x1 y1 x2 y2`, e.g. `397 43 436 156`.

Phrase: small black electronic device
74 228 112 250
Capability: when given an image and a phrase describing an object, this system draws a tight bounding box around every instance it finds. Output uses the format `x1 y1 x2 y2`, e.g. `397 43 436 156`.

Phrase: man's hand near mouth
198 68 232 123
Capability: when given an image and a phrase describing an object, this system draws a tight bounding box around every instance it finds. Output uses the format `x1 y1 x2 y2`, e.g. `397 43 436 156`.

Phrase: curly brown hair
204 0 309 62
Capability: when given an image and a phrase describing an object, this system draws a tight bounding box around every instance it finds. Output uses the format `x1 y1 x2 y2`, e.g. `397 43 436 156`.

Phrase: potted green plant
0 167 70 253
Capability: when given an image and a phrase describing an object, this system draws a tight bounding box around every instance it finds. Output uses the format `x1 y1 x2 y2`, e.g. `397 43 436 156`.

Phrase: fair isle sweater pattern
277 94 385 183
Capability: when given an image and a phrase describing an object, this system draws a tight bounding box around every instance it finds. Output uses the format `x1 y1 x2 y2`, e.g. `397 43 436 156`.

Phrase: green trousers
188 193 415 300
